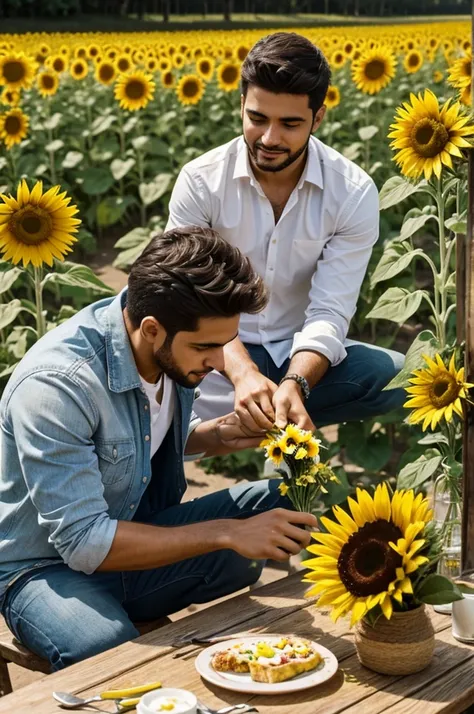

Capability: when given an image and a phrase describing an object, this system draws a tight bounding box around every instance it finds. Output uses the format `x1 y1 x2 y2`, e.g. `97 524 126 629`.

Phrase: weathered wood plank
339 627 474 714
0 573 315 713
69 609 455 714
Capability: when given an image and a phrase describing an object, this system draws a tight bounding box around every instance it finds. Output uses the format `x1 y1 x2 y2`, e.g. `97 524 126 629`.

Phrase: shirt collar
232 135 323 190
104 287 143 393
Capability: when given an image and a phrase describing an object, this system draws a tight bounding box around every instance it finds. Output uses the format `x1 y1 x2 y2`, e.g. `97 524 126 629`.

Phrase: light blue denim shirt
0 288 198 601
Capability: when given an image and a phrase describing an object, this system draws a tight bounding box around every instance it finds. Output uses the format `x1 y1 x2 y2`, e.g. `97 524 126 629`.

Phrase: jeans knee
53 618 139 670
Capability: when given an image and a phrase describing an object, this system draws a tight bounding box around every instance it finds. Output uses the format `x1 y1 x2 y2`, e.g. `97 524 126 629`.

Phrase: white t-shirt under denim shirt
139 374 175 458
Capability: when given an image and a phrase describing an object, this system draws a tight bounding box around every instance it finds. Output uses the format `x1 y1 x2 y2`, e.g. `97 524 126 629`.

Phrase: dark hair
127 226 268 336
241 32 331 114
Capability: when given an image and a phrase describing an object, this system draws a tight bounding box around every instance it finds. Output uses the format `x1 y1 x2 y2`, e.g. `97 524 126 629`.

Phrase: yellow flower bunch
260 424 337 513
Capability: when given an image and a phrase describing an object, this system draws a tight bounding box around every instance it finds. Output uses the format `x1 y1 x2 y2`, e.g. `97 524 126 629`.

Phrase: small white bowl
137 687 197 714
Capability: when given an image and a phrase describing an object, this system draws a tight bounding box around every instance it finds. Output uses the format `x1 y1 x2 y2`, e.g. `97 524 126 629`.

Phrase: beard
153 335 211 389
244 131 311 173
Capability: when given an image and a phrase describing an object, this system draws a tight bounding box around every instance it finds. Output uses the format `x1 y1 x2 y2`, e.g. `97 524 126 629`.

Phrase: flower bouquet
260 423 339 513
302 482 463 675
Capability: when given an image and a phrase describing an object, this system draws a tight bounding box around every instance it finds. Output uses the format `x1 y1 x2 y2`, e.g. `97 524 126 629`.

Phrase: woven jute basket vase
354 605 435 675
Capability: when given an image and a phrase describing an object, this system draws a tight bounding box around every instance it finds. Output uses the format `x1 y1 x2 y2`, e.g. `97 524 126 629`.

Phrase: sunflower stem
34 266 45 340
435 176 448 348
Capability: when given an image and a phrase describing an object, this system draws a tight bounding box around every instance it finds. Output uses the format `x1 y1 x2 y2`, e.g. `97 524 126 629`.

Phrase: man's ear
312 105 326 133
140 316 167 348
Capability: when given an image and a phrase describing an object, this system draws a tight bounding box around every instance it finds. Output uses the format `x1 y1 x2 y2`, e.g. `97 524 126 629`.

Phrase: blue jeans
2 479 288 671
248 341 406 426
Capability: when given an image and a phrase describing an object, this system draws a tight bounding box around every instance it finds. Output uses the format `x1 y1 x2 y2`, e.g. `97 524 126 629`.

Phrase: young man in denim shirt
0 226 316 670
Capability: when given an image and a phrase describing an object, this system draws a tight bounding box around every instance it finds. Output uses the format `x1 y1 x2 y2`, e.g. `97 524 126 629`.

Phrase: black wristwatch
279 373 310 401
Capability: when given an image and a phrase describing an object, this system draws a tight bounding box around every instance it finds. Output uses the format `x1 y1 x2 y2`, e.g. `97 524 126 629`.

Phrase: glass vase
433 472 462 613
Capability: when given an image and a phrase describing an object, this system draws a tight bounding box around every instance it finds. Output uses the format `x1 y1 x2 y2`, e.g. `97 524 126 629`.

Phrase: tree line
0 0 469 20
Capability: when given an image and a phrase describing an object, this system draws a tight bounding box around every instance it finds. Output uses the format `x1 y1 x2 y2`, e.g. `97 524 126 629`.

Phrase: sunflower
176 74 204 105
146 58 158 73
196 56 215 81
70 59 88 81
0 52 36 90
37 70 59 97
172 52 186 69
74 46 87 59
114 70 155 111
351 46 396 95
48 55 67 74
0 88 20 106
403 49 423 74
278 424 308 455
343 40 355 57
448 51 471 90
95 61 117 86
116 54 133 74
0 108 29 150
388 89 474 180
87 44 100 60
217 62 240 92
325 85 341 110
433 70 444 84
161 70 175 88
460 84 472 108
0 180 80 268
404 353 474 431
158 57 172 72
302 483 432 625
330 50 346 70
235 44 250 62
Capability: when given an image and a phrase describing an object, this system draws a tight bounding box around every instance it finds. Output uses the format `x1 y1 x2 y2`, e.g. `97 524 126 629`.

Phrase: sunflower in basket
302 483 462 627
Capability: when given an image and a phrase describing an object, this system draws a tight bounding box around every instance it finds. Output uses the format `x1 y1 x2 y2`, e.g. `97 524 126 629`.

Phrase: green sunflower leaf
382 329 439 391
379 176 428 211
396 453 443 490
416 573 463 605
366 287 426 324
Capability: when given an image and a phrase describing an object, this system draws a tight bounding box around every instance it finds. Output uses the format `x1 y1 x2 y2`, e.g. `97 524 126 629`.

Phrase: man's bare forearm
97 519 231 571
286 350 330 389
223 336 259 383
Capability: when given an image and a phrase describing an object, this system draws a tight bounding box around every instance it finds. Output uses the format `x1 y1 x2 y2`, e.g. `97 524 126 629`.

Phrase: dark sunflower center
77 49 87 58
10 206 53 246
163 72 173 85
5 115 21 135
118 59 130 72
183 80 198 97
345 43 353 53
337 519 403 597
42 74 55 89
238 46 248 61
463 59 471 77
222 66 238 84
3 60 25 83
89 47 99 57
53 58 65 72
364 59 386 80
125 79 146 99
100 64 114 81
429 374 460 407
73 63 85 75
412 117 449 158
200 61 210 73
408 53 420 67
327 90 337 101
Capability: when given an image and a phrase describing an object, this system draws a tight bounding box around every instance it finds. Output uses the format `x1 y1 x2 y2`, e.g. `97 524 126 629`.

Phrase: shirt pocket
95 438 135 486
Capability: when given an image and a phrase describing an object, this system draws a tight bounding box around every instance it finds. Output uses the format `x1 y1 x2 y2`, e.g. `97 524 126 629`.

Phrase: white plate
194 635 338 695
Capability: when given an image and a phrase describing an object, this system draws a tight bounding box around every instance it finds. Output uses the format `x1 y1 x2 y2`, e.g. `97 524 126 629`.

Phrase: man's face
241 85 324 173
153 315 240 388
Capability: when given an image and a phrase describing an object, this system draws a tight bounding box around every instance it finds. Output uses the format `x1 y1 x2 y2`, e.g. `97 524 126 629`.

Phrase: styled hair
241 32 331 114
127 226 268 336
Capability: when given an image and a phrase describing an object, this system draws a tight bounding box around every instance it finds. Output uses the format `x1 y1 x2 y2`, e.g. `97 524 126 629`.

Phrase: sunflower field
0 18 472 494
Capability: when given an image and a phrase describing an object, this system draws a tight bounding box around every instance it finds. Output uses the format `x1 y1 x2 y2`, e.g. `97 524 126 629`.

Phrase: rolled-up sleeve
290 179 379 366
9 371 117 574
166 167 211 231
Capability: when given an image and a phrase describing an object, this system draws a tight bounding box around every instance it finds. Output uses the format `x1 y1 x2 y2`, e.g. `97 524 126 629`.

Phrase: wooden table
0 572 473 714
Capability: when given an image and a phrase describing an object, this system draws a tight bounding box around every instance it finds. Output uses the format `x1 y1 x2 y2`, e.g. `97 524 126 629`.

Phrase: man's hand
234 372 279 432
272 380 315 431
224 508 318 562
214 412 266 455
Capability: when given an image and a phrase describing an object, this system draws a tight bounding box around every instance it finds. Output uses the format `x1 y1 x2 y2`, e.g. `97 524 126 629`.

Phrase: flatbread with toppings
211 636 322 683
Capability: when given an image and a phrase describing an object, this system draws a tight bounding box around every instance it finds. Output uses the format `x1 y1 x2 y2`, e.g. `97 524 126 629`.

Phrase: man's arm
185 411 265 456
166 166 211 231
272 179 379 427
8 373 117 575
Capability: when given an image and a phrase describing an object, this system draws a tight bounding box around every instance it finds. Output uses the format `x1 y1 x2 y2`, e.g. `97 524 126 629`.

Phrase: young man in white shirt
166 32 405 434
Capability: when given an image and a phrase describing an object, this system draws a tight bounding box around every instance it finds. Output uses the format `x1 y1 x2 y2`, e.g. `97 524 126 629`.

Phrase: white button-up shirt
166 135 379 368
